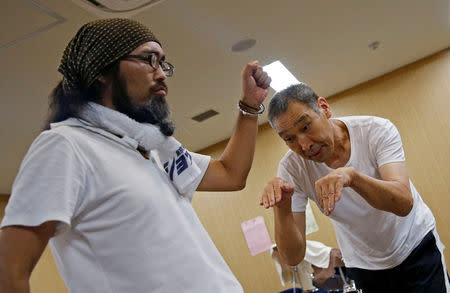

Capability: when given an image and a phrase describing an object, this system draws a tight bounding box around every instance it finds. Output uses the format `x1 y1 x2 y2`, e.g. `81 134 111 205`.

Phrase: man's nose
154 65 167 81
297 135 314 152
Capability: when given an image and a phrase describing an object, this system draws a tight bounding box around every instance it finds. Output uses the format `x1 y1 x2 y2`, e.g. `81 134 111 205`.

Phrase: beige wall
0 49 448 292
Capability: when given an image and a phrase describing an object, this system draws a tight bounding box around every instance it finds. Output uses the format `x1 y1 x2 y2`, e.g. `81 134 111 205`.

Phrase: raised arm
0 221 57 293
197 61 271 191
261 177 306 266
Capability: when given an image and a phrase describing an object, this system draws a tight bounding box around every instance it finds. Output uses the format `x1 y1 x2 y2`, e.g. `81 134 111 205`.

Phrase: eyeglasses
122 53 174 77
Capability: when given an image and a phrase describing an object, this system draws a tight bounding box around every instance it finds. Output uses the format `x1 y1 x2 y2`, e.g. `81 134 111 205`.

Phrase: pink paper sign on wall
241 216 273 256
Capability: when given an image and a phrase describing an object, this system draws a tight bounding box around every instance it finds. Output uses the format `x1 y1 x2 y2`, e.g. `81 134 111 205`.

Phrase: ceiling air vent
191 110 219 122
71 0 166 17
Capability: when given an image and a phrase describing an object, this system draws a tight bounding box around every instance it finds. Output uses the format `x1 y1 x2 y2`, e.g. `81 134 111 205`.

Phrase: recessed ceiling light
369 41 380 50
231 39 257 52
263 61 300 92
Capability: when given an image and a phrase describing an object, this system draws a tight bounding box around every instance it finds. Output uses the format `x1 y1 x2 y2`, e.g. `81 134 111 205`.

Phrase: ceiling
0 0 449 195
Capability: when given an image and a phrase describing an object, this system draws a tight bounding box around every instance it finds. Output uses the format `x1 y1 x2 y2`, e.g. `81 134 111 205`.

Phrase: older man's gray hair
268 83 320 125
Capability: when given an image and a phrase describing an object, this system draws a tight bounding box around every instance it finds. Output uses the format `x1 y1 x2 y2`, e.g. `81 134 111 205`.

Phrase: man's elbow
236 178 248 190
220 162 249 191
278 244 306 267
396 195 414 217
281 250 305 267
229 180 246 191
227 172 248 191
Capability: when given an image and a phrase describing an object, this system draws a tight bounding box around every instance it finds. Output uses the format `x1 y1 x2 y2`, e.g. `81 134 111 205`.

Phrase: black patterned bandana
58 18 160 93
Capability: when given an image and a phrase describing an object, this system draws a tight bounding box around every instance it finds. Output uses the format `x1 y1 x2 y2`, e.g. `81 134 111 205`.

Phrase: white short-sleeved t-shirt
278 116 435 270
1 119 243 293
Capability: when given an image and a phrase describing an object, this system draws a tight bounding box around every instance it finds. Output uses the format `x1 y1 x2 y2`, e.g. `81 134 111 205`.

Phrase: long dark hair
44 61 120 130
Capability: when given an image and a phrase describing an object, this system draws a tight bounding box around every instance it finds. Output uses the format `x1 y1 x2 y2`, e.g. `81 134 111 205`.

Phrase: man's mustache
305 144 322 157
150 82 168 94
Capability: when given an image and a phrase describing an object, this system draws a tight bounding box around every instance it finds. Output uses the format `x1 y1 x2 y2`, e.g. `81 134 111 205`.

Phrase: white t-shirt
1 119 243 293
278 116 435 270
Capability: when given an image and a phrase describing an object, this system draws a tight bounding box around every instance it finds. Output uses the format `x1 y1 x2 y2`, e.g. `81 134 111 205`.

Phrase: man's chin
150 94 167 101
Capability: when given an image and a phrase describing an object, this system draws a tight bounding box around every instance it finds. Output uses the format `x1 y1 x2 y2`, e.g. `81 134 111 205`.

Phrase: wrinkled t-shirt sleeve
182 151 211 201
277 158 308 213
370 119 405 167
1 131 85 236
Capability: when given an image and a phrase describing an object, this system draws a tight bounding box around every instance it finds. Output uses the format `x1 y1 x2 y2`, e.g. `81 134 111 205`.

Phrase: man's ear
317 97 332 118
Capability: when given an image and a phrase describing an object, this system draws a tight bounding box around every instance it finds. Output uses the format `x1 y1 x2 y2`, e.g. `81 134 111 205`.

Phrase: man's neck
325 119 351 169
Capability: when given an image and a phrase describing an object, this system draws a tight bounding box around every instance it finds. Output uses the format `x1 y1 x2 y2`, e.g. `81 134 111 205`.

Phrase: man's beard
111 75 175 136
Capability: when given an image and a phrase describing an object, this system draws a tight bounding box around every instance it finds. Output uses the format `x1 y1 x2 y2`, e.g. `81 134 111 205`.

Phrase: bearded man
0 18 271 293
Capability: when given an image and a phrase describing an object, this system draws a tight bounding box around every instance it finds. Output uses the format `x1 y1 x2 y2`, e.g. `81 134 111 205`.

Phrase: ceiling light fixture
263 61 300 92
231 38 256 52
368 41 380 51
71 0 165 17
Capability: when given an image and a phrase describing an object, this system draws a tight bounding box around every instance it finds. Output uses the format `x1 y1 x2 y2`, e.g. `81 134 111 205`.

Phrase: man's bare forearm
218 112 258 189
274 206 305 266
350 168 413 216
0 268 30 293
